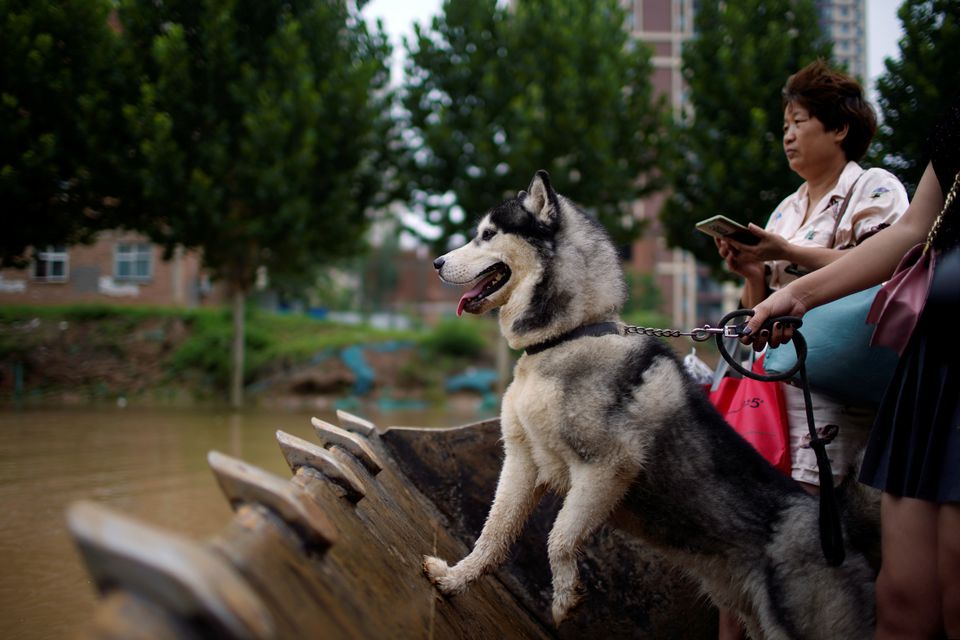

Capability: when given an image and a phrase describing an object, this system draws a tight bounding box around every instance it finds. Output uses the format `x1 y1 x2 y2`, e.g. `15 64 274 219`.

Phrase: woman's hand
724 224 793 262
740 286 807 351
716 238 766 281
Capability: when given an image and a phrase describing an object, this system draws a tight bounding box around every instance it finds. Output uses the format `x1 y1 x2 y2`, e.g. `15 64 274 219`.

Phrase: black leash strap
714 310 846 567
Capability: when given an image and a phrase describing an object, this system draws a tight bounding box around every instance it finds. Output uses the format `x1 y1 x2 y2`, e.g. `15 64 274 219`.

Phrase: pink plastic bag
708 356 790 475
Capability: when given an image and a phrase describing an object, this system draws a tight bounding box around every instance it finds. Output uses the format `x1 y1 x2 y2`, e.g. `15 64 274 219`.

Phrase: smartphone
695 214 761 245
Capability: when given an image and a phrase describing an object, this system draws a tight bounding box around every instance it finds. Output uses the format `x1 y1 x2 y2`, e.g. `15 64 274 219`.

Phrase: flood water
0 405 483 640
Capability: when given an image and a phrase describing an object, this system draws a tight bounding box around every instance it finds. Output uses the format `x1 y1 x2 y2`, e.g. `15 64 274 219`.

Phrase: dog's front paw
551 584 585 627
422 555 468 595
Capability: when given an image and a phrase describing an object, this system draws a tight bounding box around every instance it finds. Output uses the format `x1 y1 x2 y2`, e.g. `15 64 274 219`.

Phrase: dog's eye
481 229 497 242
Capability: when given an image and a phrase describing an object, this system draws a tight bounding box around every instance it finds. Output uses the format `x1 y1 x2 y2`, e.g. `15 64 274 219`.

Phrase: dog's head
434 170 626 347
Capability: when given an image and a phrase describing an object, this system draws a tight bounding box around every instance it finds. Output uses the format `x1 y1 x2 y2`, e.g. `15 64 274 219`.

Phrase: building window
115 243 153 281
33 245 69 282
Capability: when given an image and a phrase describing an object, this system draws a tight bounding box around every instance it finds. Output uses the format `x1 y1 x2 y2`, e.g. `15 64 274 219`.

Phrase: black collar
524 322 621 355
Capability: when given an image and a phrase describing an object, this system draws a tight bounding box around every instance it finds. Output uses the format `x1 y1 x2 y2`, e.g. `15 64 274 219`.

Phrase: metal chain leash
623 322 745 342
623 324 686 338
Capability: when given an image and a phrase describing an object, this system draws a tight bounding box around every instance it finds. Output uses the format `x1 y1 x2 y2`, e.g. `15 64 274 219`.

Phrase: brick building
0 231 223 307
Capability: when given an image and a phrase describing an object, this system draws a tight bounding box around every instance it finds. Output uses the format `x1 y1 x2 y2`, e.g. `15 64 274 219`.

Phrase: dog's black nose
433 257 445 270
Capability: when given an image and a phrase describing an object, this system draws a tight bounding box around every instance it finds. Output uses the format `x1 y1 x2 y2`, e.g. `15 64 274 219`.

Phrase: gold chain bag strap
867 170 960 353
923 169 960 253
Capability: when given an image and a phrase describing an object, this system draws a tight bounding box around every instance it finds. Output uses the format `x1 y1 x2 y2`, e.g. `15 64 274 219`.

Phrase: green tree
660 0 831 277
1 1 135 267
871 0 960 195
117 0 394 407
401 0 666 248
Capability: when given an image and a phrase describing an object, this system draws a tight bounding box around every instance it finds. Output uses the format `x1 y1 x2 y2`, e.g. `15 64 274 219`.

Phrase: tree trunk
230 288 246 409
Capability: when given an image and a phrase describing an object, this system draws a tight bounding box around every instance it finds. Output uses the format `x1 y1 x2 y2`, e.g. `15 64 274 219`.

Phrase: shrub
169 310 234 385
421 317 488 359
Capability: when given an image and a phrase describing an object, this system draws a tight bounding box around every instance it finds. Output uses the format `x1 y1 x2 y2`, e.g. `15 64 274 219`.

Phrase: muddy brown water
0 405 483 640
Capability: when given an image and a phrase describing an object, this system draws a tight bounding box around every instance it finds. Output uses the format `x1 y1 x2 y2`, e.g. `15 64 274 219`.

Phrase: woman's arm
742 163 945 346
739 267 769 308
724 225 847 273
776 241 845 272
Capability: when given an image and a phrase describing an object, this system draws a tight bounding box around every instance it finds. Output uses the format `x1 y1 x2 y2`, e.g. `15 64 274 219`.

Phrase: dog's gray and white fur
425 170 875 639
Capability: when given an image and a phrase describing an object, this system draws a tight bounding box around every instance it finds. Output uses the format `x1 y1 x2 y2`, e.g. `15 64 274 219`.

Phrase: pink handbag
866 243 936 354
867 171 960 354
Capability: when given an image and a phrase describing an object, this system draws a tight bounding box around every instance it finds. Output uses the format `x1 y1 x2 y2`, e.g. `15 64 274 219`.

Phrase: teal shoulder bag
763 285 899 405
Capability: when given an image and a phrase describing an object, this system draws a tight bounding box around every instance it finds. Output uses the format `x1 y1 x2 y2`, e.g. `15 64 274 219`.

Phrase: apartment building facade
817 0 868 80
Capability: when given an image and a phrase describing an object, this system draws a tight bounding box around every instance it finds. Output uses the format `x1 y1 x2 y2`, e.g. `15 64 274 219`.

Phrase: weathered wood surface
381 420 716 639
68 411 716 639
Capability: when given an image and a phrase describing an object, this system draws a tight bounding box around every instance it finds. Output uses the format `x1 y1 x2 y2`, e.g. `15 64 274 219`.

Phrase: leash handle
714 309 804 381
714 309 846 567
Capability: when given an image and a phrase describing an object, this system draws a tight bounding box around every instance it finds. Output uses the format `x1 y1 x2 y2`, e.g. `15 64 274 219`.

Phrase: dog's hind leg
423 430 542 595
547 462 632 626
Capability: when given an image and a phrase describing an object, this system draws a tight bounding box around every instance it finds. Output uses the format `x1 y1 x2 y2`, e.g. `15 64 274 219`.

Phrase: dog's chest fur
501 335 678 493
503 362 574 491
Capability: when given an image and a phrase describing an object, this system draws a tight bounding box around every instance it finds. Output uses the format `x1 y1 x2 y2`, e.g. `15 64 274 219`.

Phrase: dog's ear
519 170 560 225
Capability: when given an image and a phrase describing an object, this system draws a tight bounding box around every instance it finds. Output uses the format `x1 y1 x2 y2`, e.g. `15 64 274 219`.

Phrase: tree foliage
401 0 666 248
0 0 135 266
871 0 960 195
116 0 394 405
117 0 393 289
660 0 831 277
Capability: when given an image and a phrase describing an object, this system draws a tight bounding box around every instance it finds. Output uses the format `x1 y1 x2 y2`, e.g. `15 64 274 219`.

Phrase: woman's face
782 102 847 179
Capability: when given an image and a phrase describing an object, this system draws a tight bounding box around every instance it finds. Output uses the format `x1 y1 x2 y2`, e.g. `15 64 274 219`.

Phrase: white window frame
114 242 153 282
33 245 69 282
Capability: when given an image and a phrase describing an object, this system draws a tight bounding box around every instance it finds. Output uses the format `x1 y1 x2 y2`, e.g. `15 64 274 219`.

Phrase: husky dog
424 171 875 639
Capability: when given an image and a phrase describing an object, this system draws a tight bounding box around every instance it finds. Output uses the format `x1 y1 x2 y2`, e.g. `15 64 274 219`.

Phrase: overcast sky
362 0 905 91
865 1 904 86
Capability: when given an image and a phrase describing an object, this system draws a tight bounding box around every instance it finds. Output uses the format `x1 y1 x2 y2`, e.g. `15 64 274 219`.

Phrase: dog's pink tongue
456 280 488 317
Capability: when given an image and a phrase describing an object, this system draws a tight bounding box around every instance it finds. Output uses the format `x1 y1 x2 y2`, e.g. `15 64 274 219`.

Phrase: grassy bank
0 304 497 406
